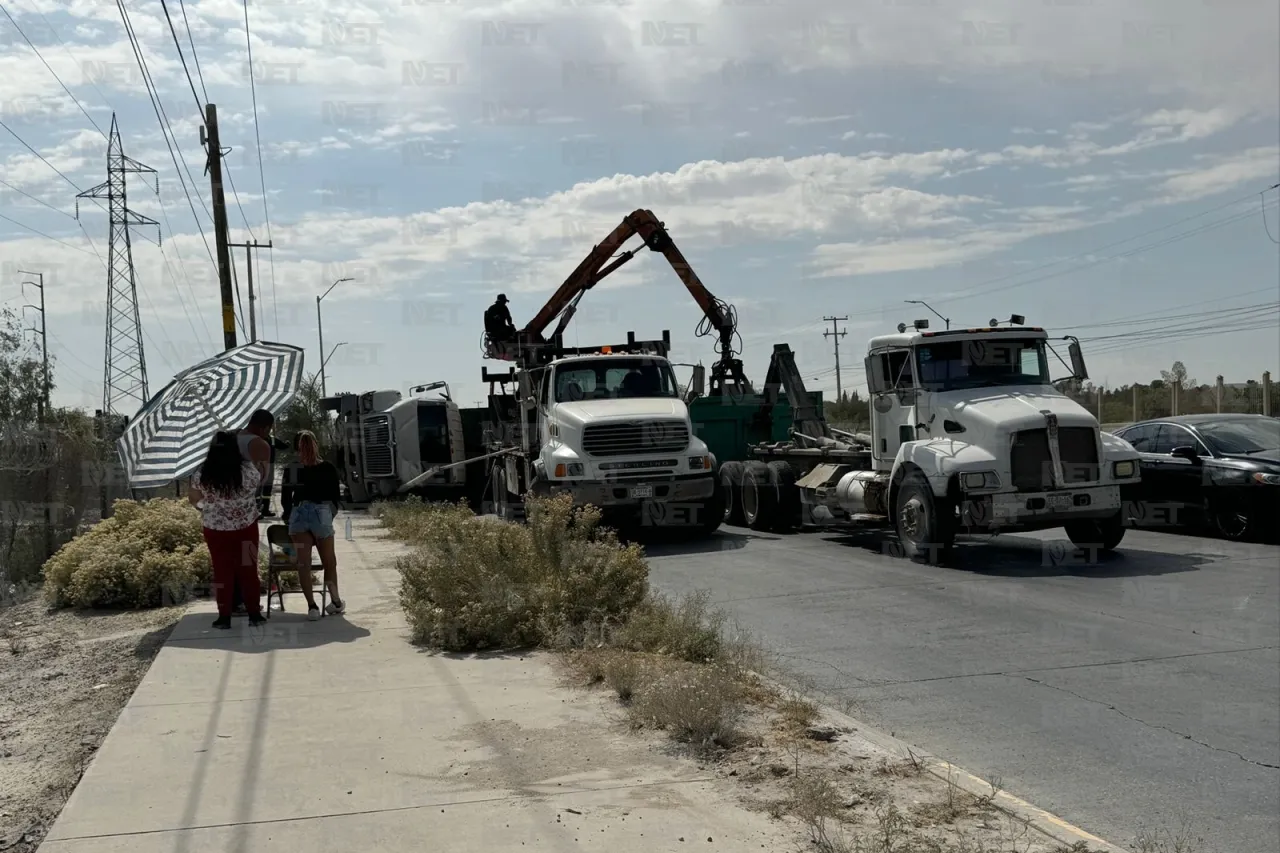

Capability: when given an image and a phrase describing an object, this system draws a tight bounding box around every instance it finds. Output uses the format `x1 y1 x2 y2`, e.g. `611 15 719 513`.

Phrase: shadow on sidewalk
165 611 372 653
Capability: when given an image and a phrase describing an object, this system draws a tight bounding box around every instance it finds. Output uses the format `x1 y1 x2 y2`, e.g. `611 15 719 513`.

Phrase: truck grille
362 415 394 476
1010 428 1053 492
582 420 689 457
1010 426 1100 491
1059 427 1100 483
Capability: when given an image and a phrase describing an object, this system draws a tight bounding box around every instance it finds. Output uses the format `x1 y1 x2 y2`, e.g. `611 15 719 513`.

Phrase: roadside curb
753 672 1130 853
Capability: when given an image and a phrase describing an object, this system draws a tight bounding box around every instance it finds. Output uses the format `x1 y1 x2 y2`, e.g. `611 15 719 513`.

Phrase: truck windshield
915 338 1050 391
417 403 451 464
554 358 679 402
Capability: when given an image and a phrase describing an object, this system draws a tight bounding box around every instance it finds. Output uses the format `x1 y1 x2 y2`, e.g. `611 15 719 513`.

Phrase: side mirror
1171 445 1200 461
1068 339 1088 381
690 364 706 398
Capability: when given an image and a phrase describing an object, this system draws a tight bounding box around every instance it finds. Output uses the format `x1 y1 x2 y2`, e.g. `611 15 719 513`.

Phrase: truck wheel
720 461 745 526
1065 514 1126 551
741 461 776 531
766 461 801 532
894 471 954 564
491 466 513 522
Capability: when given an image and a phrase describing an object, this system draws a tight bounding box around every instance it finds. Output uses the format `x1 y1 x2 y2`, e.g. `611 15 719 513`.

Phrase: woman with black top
281 430 344 620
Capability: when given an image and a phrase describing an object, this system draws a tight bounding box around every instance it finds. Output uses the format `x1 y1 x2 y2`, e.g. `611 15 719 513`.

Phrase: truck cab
489 342 722 531
864 323 1140 556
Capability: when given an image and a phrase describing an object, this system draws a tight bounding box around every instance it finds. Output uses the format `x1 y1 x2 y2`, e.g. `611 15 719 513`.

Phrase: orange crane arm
516 209 750 392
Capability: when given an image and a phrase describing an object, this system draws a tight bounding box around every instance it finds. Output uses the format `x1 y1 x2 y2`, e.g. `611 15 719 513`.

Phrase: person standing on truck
484 293 517 345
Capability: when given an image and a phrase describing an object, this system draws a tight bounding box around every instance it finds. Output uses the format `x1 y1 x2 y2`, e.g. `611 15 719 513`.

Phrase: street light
317 277 353 396
322 342 347 371
904 300 949 330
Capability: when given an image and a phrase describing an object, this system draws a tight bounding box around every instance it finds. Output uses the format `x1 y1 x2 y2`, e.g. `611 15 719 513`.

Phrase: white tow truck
721 318 1142 561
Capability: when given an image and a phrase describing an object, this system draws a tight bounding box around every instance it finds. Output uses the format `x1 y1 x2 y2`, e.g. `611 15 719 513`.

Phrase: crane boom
502 209 751 394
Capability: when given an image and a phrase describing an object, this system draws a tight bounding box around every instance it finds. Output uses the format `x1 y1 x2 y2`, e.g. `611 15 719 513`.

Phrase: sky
1 0 1278 415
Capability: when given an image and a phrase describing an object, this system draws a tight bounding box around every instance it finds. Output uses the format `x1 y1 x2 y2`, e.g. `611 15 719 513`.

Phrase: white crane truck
717 319 1142 562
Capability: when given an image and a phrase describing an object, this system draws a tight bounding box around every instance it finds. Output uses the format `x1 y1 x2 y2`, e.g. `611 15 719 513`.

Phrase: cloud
1155 147 1280 203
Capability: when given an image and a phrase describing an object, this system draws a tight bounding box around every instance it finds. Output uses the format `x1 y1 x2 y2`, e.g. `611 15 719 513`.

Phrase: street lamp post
322 342 347 372
904 300 949 330
317 278 353 396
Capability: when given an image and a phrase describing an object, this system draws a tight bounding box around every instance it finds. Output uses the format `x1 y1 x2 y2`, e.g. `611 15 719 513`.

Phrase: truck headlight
961 471 1000 491
1112 460 1137 478
688 456 712 470
553 462 584 477
1252 472 1280 485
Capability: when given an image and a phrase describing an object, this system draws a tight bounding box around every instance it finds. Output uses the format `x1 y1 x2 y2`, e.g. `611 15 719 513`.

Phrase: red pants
203 523 262 617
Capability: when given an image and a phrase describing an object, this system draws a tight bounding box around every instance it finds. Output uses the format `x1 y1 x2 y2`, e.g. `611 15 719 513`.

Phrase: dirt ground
562 656 1100 853
0 594 182 853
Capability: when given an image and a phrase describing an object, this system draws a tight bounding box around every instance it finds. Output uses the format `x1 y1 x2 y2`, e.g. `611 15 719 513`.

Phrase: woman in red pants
188 431 266 629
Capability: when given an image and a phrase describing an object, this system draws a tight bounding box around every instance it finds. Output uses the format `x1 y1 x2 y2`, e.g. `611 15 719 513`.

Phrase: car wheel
720 461 745 526
894 471 954 564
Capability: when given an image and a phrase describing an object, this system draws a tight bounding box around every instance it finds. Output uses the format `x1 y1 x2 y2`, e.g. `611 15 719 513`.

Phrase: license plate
1048 493 1072 510
630 485 654 498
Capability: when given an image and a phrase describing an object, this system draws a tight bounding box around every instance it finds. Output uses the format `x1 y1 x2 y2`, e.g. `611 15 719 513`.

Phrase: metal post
1132 384 1137 422
228 240 273 343
1216 375 1223 413
1097 385 1102 422
823 315 848 402
19 270 52 563
316 295 326 397
203 104 236 351
1264 371 1273 417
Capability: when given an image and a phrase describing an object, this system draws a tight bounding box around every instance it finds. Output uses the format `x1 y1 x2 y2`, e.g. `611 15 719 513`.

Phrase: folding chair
265 524 327 618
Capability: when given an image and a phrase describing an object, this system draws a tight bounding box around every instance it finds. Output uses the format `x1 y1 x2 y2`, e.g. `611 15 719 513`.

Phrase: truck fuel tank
835 470 889 516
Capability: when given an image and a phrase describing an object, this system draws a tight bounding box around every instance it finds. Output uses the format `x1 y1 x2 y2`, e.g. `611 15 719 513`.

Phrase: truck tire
741 461 776 531
766 461 801 532
1065 513 1126 552
893 470 955 564
719 461 745 526
491 466 517 522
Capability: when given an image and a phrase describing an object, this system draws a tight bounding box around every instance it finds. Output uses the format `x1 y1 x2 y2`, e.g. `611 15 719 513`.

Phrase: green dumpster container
688 391 823 465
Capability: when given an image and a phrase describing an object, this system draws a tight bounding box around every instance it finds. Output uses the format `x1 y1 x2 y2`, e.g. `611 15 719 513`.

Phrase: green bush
393 494 649 651
42 498 211 609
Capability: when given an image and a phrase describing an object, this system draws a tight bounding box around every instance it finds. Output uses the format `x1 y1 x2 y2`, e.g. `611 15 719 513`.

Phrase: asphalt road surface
642 524 1280 852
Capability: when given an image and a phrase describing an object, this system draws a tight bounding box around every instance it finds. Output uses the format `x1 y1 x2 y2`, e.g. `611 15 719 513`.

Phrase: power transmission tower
227 239 273 342
823 315 848 402
76 114 157 417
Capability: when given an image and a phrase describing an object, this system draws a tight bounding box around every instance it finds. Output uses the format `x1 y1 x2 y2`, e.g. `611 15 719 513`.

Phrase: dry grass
1133 819 1210 853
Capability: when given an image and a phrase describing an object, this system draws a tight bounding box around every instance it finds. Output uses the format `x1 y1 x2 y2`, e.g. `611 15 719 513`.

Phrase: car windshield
915 338 1050 391
554 357 679 402
1196 418 1280 455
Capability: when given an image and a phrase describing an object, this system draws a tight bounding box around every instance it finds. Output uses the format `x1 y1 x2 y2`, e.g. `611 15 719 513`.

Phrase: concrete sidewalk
37 514 791 852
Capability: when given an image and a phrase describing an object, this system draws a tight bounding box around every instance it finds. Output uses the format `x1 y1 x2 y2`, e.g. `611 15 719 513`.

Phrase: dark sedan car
1113 414 1280 541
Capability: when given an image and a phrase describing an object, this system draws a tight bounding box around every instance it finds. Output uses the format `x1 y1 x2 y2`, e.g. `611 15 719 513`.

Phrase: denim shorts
288 502 334 539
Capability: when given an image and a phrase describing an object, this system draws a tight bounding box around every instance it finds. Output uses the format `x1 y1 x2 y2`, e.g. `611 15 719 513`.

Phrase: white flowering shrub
391 494 649 652
42 499 211 609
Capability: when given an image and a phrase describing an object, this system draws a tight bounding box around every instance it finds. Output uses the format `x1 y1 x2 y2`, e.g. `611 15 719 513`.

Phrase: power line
115 0 216 269
15 0 117 116
1262 183 1280 244
0 211 102 257
1 119 87 192
158 0 207 124
177 0 209 103
242 0 277 336
0 0 106 139
0 177 73 217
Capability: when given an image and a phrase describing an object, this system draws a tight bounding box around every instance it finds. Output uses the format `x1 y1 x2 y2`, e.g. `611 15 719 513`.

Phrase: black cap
496 293 508 303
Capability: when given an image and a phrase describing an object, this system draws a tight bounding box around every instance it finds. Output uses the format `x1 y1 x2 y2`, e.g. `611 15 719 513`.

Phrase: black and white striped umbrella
117 341 305 489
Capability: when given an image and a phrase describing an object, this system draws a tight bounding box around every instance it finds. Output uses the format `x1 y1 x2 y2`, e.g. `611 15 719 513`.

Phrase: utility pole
227 239 273 342
1264 371 1273 417
1132 385 1138 422
201 104 236 351
1216 375 1224 413
823 315 848 402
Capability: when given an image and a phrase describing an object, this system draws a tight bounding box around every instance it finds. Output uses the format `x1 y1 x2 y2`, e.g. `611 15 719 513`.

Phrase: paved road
642 525 1280 852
